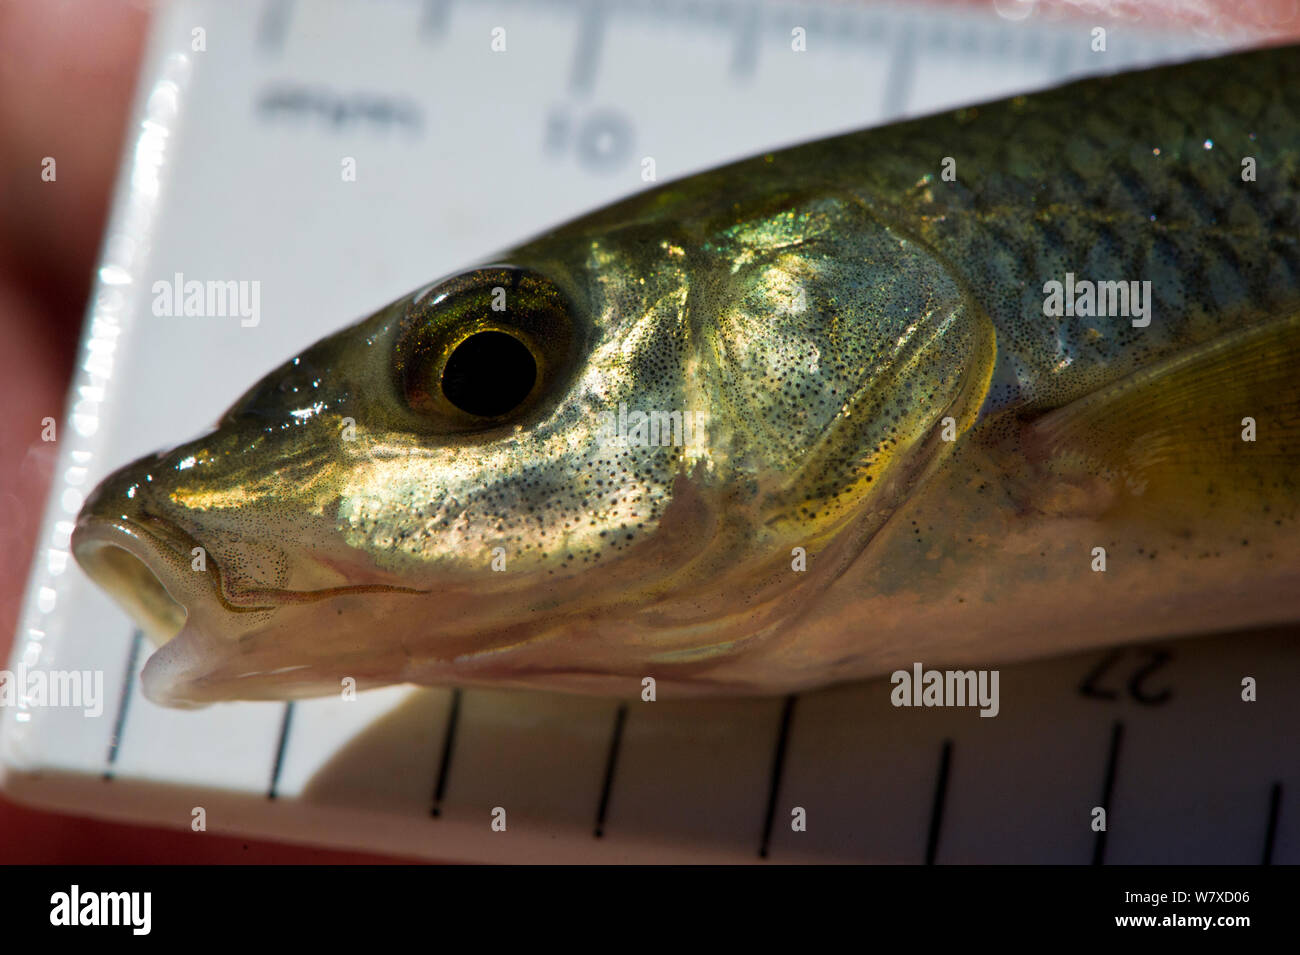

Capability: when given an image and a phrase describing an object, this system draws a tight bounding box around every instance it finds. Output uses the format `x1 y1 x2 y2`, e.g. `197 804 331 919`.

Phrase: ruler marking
1051 31 1077 80
758 694 798 859
925 20 948 54
832 9 856 43
799 4 827 41
593 702 628 838
1092 720 1124 864
569 2 607 95
924 738 953 865
880 21 916 118
959 20 981 56
729 5 761 78
267 702 295 800
990 23 1014 61
103 628 144 779
861 15 888 45
430 688 463 817
419 0 451 40
257 0 294 54
1263 781 1282 865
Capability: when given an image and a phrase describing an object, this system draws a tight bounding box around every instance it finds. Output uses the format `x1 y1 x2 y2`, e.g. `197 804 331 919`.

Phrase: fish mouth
71 507 428 707
71 516 226 645
73 509 428 632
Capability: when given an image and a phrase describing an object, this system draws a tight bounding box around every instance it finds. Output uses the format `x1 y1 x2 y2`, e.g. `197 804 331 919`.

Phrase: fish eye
394 267 576 433
441 330 538 417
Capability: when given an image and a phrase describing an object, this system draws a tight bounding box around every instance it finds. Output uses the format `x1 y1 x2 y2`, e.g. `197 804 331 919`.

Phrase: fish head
74 183 994 705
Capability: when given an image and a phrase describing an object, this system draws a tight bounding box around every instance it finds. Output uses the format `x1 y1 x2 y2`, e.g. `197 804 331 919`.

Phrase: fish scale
821 47 1300 417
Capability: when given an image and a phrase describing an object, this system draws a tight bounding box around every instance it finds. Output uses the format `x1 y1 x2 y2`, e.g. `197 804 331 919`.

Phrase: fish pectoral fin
1023 312 1300 524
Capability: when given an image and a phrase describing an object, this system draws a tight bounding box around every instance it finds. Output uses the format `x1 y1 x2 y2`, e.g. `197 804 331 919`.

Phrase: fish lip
70 514 224 644
70 513 258 709
74 503 429 627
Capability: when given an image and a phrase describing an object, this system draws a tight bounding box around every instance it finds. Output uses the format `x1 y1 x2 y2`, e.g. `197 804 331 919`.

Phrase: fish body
74 46 1300 706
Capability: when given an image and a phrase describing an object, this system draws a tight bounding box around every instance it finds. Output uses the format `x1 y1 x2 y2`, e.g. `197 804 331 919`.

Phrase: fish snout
71 462 228 646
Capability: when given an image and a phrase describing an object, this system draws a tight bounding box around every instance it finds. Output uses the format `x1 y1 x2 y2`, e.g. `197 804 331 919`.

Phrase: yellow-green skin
75 46 1300 705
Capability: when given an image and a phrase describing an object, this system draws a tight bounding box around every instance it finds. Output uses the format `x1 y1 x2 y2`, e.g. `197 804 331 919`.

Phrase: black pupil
441 331 537 417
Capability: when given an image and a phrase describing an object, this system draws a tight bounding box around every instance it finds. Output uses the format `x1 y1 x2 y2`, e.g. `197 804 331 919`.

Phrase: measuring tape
6 0 1290 863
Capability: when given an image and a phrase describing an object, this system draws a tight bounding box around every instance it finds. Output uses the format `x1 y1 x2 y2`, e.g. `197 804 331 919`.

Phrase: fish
73 45 1300 707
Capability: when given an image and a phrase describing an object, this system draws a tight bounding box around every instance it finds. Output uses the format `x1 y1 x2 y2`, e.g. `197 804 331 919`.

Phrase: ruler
4 0 1294 863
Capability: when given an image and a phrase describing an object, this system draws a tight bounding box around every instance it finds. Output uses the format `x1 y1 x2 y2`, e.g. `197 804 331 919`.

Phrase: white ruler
5 0 1293 864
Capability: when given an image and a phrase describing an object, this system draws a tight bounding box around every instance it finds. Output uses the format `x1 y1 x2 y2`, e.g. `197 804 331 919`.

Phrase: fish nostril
75 539 188 645
218 349 334 426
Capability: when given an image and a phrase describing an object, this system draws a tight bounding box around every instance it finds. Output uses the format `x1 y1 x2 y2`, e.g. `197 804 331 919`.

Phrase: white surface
6 0 1294 863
